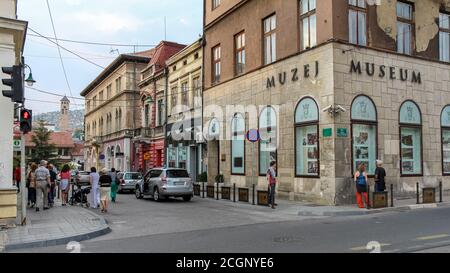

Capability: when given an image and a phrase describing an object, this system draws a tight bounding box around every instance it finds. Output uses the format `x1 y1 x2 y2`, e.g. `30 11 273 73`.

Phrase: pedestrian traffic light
20 108 32 134
2 65 24 103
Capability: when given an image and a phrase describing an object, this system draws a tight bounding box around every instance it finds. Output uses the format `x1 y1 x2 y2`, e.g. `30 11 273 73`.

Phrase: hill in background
34 109 84 131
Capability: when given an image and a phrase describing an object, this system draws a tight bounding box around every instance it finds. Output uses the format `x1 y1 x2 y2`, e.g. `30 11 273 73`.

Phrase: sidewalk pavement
198 187 450 217
0 202 110 252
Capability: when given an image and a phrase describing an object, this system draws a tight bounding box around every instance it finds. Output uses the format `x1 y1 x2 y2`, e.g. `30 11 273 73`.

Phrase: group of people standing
25 160 69 212
353 160 387 209
89 167 118 213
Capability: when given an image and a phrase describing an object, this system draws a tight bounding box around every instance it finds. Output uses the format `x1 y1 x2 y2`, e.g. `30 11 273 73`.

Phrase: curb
3 209 111 252
298 201 450 217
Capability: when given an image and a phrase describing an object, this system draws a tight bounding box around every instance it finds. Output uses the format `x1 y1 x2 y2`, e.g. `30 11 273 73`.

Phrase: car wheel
135 187 143 199
183 195 192 202
153 187 161 202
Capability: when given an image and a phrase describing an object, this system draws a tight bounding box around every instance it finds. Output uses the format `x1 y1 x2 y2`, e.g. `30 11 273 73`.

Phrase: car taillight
161 177 167 185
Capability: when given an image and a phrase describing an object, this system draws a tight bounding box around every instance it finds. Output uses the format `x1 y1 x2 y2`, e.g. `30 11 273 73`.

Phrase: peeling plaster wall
376 0 449 53
377 0 397 41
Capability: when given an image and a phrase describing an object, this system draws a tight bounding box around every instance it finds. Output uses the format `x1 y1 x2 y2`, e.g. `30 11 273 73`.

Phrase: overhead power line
27 33 157 48
46 0 74 101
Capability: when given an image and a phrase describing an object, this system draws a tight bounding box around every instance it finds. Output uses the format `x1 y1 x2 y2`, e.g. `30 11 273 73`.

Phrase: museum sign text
266 61 319 89
350 60 422 84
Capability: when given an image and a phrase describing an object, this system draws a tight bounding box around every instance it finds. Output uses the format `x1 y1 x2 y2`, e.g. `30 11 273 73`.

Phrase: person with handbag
267 161 277 209
60 164 71 206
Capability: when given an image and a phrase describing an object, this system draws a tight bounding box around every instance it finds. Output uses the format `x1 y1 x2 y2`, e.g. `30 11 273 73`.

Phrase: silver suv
117 172 143 193
135 168 193 202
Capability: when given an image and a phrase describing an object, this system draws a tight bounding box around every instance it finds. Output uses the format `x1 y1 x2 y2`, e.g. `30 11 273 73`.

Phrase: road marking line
415 234 450 241
350 243 391 251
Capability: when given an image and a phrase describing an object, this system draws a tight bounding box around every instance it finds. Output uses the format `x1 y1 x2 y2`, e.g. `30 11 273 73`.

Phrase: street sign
99 154 105 160
337 128 348 138
323 128 333 138
13 139 21 151
246 129 260 143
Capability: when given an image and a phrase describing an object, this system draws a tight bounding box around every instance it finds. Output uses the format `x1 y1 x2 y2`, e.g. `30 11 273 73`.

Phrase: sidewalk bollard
416 182 420 204
367 185 371 209
233 183 236 203
216 182 219 200
202 183 205 199
252 184 255 205
440 181 443 203
390 184 394 207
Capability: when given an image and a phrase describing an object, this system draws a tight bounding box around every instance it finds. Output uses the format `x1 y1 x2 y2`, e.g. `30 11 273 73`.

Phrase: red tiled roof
72 142 84 156
133 48 156 58
25 131 75 148
147 41 186 74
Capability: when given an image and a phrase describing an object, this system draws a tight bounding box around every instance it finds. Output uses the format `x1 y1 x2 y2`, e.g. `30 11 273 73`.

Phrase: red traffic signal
20 109 32 134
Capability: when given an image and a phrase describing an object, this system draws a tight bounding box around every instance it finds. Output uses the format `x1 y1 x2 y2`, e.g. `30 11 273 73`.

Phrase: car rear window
166 170 189 178
125 173 143 180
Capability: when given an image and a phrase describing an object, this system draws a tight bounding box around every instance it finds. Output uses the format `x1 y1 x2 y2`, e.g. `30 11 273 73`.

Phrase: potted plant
215 173 224 184
198 172 208 183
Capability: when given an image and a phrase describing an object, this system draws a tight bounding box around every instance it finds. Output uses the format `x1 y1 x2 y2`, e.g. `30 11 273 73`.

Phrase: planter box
206 186 215 198
238 188 249 202
193 184 201 196
257 191 269 206
423 188 436 204
372 192 388 209
221 186 231 200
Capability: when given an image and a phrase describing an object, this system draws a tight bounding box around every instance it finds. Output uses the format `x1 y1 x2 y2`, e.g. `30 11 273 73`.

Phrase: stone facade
204 41 450 205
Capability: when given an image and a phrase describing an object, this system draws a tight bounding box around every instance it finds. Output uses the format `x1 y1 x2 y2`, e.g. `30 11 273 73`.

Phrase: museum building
202 0 450 204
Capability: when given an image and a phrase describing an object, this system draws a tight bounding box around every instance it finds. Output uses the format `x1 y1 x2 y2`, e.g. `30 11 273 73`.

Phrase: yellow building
0 0 27 224
166 39 204 181
81 51 154 172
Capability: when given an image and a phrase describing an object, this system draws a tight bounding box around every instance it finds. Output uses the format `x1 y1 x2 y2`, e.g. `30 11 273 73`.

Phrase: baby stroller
69 184 91 208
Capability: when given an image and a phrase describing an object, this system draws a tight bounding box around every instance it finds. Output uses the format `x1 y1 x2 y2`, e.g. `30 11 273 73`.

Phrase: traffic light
20 108 32 134
2 65 24 103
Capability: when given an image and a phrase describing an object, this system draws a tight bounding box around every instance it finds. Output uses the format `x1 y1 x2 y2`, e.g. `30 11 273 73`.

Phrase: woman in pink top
60 164 71 206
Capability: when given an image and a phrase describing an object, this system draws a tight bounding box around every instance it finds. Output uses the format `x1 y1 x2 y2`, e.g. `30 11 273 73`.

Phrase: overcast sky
17 0 203 115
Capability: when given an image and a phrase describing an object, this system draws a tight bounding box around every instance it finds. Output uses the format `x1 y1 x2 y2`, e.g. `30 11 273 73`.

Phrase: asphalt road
9 193 450 253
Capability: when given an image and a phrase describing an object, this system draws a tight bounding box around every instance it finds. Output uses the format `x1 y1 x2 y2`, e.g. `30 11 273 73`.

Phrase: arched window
351 95 377 175
442 105 450 175
295 97 319 177
259 106 277 175
399 100 422 176
231 113 245 175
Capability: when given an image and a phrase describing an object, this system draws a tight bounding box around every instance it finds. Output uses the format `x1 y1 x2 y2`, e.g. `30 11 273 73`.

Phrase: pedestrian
14 166 21 192
60 164 71 206
89 167 100 209
110 168 118 203
47 164 57 207
34 160 50 211
354 163 370 209
374 160 386 192
27 163 38 208
267 161 277 209
99 168 112 213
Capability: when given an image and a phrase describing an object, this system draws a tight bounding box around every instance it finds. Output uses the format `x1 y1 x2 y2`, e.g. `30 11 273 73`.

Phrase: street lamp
23 64 36 87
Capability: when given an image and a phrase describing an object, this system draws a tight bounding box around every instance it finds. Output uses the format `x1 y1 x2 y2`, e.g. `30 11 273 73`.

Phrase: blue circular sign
246 129 260 143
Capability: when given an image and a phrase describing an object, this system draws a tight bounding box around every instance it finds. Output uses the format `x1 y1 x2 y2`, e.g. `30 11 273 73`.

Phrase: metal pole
20 132 27 225
233 183 236 203
367 185 371 209
440 181 443 203
252 184 255 205
416 182 420 204
202 182 205 198
390 184 394 207
216 181 219 200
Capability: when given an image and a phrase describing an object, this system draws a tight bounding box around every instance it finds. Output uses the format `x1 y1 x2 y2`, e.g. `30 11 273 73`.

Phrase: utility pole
20 130 26 225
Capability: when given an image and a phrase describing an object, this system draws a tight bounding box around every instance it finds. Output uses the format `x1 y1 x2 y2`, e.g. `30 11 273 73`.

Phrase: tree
30 120 57 165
